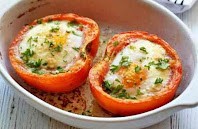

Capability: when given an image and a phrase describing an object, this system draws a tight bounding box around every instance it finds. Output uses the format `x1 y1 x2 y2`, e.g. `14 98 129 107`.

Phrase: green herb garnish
135 66 141 73
110 65 120 73
111 85 123 94
54 45 62 52
154 78 163 84
80 52 86 59
50 26 60 32
57 66 65 73
117 89 136 100
49 42 54 47
33 37 38 42
72 31 81 36
54 21 60 25
72 47 80 52
136 89 144 96
21 49 34 62
27 36 33 43
26 59 42 68
120 56 131 67
113 41 119 46
32 68 44 75
155 58 170 70
140 47 148 54
130 45 136 50
29 26 34 29
103 81 112 92
37 19 42 24
67 20 79 27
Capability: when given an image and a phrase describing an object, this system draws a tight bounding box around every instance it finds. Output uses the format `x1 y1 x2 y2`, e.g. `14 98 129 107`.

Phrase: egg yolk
118 63 147 88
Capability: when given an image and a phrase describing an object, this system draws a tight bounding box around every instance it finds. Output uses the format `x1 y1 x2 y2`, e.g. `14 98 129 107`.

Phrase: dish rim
0 0 197 122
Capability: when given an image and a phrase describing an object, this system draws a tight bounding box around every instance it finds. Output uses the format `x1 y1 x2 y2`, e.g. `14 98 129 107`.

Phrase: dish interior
0 0 196 117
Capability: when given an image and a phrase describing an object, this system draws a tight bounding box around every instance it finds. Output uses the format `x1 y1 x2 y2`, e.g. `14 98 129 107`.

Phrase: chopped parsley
144 59 169 70
130 45 136 50
110 65 120 73
116 89 136 100
111 85 123 94
21 49 34 62
80 52 86 59
54 45 62 52
33 37 38 42
54 21 60 25
57 66 65 73
147 61 155 68
49 42 54 47
26 59 42 68
103 81 136 100
29 26 34 29
50 26 60 32
27 36 33 43
32 68 44 75
120 56 131 67
113 41 119 46
140 47 148 54
67 20 79 27
155 58 170 70
115 79 121 83
72 47 80 52
135 66 141 73
136 89 144 96
37 19 42 24
154 78 163 84
72 31 81 36
42 62 48 66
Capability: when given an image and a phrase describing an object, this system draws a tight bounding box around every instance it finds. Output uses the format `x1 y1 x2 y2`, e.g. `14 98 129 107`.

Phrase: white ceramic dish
0 0 198 129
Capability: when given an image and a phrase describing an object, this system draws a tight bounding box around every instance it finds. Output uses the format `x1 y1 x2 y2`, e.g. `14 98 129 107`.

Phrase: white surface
155 0 197 13
0 0 198 129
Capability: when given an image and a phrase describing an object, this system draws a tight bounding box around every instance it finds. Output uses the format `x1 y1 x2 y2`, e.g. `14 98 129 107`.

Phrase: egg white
104 39 172 98
19 21 84 73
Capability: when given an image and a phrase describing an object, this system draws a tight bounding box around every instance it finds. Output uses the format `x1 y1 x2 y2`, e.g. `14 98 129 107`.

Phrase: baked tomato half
9 13 99 92
89 31 182 116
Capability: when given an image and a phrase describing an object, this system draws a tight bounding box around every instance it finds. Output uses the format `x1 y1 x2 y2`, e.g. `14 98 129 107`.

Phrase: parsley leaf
21 49 34 62
67 20 79 27
140 47 148 54
135 66 141 73
32 68 44 75
113 41 119 46
54 45 62 52
110 65 120 73
103 81 112 92
154 78 163 84
37 19 42 24
111 85 123 94
72 47 80 52
120 56 131 67
72 31 81 36
50 26 60 32
136 89 144 96
155 58 170 70
57 66 65 73
26 59 42 68
33 37 38 42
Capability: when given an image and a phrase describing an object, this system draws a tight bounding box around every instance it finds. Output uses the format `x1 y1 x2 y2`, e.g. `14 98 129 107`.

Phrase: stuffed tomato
89 31 182 116
9 13 99 92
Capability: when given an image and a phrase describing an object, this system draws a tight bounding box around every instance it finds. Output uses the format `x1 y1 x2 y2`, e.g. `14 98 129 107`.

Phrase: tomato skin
89 31 182 116
9 13 99 93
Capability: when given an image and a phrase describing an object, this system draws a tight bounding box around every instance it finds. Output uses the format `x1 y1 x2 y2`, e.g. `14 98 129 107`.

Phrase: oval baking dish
0 0 197 129
8 13 99 92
